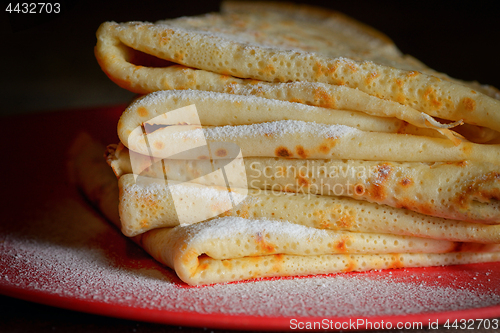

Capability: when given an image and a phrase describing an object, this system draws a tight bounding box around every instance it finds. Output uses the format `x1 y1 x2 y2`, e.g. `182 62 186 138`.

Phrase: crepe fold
117 173 500 244
118 90 500 165
95 1 500 142
71 134 500 286
108 145 500 228
138 218 500 286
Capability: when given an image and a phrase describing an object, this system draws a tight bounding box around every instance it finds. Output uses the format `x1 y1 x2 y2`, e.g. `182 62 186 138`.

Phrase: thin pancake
120 89 442 137
70 133 500 286
95 2 500 134
118 173 500 243
137 217 500 285
123 119 500 164
107 144 500 224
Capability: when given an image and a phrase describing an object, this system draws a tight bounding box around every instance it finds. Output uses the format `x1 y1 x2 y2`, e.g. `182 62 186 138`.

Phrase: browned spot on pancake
423 87 442 109
454 172 500 209
222 260 232 269
343 257 357 272
347 62 358 73
337 213 355 229
295 145 308 158
317 137 338 154
135 193 162 227
198 263 209 271
327 62 339 75
418 202 434 216
296 172 310 187
319 220 331 229
462 97 476 111
313 210 329 230
388 256 404 269
314 61 325 78
275 146 292 158
318 143 330 154
314 206 356 231
219 210 232 218
313 87 336 108
215 148 228 157
140 218 149 229
451 242 466 252
182 248 199 267
395 198 434 216
365 72 380 85
354 183 365 196
174 51 185 62
471 90 477 94
137 106 149 117
262 63 276 75
235 206 250 219
334 236 350 253
396 121 409 134
395 78 404 87
400 178 413 187
198 155 209 160
289 98 305 104
367 163 392 201
154 141 164 150
270 254 284 273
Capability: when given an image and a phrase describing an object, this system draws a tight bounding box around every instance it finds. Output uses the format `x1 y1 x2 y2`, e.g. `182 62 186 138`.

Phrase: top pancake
95 1 500 134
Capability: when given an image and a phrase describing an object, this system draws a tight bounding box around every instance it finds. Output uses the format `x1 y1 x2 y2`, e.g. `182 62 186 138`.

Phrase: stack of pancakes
89 2 500 285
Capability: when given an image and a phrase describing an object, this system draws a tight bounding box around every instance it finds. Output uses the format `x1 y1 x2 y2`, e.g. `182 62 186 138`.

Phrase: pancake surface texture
89 2 500 285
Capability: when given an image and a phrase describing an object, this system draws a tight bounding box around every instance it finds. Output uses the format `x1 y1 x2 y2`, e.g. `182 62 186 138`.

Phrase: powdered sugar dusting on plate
1 202 500 319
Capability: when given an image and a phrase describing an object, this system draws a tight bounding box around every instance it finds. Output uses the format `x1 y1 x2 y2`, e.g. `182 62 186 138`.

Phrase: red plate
1 106 500 331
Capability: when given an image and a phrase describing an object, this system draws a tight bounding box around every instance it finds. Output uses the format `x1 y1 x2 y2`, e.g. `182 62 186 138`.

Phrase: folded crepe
71 134 500 286
88 2 500 286
107 145 500 230
118 91 500 164
95 1 500 143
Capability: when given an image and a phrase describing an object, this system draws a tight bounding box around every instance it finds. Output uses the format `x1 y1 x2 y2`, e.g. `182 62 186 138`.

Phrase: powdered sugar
135 89 324 113
2 199 500 320
126 178 248 204
203 120 356 141
187 216 328 245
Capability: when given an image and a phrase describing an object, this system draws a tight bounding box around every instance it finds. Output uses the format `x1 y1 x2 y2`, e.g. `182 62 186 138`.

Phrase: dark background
1 0 499 115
